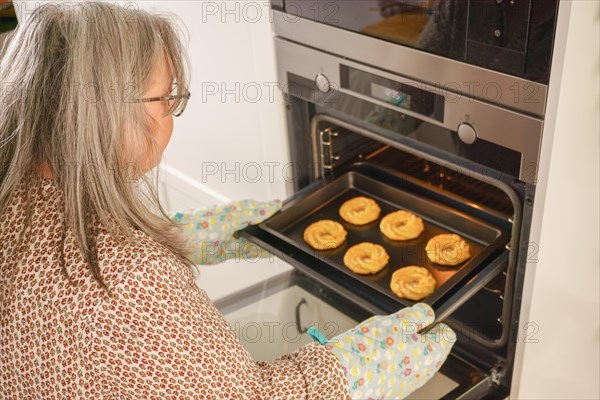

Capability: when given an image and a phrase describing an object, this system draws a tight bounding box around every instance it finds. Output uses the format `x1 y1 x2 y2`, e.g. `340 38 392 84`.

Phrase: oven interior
309 117 519 341
312 122 515 217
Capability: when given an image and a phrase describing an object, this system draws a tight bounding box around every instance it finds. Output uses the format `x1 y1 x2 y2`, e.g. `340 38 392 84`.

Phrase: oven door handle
421 251 508 334
294 298 310 334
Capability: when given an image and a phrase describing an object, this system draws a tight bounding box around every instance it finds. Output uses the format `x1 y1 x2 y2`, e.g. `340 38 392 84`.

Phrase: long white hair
0 2 192 287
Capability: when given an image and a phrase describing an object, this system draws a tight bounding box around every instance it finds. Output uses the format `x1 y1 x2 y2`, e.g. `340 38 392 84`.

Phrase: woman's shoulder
94 228 195 291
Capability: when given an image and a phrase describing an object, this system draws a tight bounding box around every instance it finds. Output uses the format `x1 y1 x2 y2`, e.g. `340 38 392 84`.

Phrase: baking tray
257 170 509 308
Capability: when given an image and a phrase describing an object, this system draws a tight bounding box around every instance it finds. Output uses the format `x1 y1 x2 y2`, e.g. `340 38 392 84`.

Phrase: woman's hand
316 303 456 400
170 199 281 265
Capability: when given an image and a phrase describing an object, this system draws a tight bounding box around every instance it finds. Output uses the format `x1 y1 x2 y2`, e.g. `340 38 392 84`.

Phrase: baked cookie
338 196 381 225
425 233 471 266
380 210 425 241
390 266 436 301
343 242 390 274
303 220 348 250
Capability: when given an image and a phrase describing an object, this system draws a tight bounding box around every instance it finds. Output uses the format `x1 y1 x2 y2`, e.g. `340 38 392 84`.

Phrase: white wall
512 1 600 398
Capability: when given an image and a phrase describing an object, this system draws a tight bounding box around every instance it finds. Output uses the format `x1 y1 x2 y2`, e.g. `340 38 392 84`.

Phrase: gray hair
0 2 192 287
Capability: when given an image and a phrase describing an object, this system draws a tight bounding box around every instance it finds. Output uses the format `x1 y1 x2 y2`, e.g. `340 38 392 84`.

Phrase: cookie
425 233 471 266
390 266 436 301
343 242 390 274
380 210 424 241
303 219 348 250
339 196 381 225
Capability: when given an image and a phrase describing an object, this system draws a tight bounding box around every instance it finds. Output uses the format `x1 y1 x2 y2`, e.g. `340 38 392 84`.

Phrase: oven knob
315 73 331 93
457 123 477 144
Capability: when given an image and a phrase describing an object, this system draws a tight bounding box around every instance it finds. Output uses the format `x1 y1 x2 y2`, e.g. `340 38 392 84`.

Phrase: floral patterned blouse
0 178 351 399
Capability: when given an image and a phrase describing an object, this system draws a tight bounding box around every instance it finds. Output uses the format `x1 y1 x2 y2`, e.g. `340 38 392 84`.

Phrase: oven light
466 201 483 210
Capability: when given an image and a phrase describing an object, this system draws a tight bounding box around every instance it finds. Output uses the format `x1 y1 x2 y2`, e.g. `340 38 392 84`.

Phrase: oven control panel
340 65 445 123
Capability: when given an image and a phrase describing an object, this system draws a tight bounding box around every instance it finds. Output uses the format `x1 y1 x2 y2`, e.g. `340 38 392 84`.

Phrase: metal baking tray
255 170 509 309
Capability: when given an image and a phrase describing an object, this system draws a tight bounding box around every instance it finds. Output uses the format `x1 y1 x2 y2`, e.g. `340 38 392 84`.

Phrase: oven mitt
170 199 282 265
309 303 456 400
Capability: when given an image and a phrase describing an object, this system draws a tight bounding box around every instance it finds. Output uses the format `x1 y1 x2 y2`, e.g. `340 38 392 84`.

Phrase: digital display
370 83 412 108
340 65 444 122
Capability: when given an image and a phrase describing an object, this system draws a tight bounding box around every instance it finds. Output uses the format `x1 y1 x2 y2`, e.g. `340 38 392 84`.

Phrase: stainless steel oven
228 1 560 398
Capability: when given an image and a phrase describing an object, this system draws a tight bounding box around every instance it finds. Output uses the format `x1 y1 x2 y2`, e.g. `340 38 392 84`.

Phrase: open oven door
214 267 505 400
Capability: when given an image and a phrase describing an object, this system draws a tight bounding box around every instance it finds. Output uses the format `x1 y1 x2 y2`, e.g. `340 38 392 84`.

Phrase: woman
0 3 455 399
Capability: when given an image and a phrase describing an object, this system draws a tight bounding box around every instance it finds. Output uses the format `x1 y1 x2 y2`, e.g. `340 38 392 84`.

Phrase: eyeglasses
132 91 191 117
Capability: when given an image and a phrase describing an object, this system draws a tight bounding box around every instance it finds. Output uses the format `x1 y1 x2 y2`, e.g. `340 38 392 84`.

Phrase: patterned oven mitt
170 199 282 265
308 303 456 400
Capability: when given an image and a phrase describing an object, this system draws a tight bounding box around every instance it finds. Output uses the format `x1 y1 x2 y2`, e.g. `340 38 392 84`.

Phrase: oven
217 1 560 398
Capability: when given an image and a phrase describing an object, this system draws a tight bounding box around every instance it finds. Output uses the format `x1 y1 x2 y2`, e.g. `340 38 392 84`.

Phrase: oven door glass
215 269 495 399
286 0 457 51
274 0 558 83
